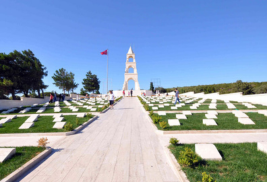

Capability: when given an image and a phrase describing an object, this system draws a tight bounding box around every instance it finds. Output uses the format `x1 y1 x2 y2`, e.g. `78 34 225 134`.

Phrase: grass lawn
0 114 94 133
0 147 45 180
169 143 267 182
153 113 267 130
203 99 212 103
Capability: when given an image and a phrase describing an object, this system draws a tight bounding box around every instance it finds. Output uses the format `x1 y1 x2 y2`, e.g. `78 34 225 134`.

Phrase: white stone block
0 118 11 124
205 114 217 119
0 148 16 163
149 104 154 106
171 107 177 110
183 111 192 115
176 114 187 119
91 108 97 111
190 106 197 109
158 111 166 116
164 104 170 106
258 110 267 116
258 142 267 154
152 107 158 110
203 119 217 126
238 118 255 125
195 144 222 161
53 117 64 122
19 122 34 129
53 122 66 129
235 112 249 118
158 105 164 108
77 113 85 118
168 119 180 126
53 114 63 118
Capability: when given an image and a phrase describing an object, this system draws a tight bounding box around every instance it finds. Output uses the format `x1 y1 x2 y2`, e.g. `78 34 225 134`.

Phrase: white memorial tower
122 46 141 90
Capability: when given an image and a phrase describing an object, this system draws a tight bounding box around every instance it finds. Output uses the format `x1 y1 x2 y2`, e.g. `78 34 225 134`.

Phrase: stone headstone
152 107 158 110
168 119 180 126
158 111 166 116
258 142 267 154
158 105 164 108
203 119 217 126
205 114 217 119
53 114 63 118
91 108 97 111
77 113 85 118
53 117 64 122
238 118 255 125
195 144 222 161
171 107 177 110
0 148 16 163
176 114 187 119
53 122 66 129
183 111 192 115
19 122 34 129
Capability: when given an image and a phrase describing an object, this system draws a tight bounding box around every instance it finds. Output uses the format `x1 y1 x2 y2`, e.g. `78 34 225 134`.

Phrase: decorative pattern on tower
122 46 141 90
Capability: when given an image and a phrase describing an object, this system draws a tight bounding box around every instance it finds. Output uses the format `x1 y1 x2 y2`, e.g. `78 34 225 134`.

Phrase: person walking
128 91 130 97
54 92 57 102
123 90 125 97
174 88 181 105
49 93 54 103
59 94 62 102
62 93 65 101
130 89 133 97
109 90 115 109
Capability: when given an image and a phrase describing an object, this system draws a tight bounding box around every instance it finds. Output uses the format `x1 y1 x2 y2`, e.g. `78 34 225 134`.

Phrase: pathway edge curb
1 148 52 182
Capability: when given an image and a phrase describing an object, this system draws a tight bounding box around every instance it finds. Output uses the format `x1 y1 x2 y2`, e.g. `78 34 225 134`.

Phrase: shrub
37 137 49 148
178 147 199 167
87 113 93 118
144 104 150 111
152 115 162 124
64 122 74 131
169 138 179 145
75 118 79 126
202 172 216 182
149 111 154 117
159 121 167 129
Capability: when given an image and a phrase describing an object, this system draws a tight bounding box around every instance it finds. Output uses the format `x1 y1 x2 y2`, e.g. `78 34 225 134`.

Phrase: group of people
122 89 133 97
49 92 65 103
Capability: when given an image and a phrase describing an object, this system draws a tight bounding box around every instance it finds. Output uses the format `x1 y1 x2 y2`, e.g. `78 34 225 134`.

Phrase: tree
82 71 100 93
150 82 154 93
66 72 79 93
80 88 87 96
52 68 69 94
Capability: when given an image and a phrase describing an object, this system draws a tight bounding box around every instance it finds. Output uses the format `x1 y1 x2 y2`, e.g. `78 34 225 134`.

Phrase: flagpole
107 49 108 94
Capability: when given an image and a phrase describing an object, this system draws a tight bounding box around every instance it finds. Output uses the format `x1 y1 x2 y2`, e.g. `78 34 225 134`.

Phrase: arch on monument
126 78 135 90
125 65 136 73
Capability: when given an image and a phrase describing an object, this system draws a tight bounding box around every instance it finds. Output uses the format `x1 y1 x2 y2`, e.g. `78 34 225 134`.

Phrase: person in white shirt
109 90 115 109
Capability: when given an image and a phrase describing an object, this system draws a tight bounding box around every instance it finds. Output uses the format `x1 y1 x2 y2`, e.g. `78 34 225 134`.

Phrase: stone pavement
17 97 179 182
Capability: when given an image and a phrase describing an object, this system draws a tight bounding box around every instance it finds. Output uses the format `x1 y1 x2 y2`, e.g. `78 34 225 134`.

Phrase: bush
64 122 74 131
202 172 216 182
37 137 49 148
87 113 93 118
144 104 150 111
159 121 167 129
152 115 162 124
169 138 179 145
75 118 79 126
178 147 199 167
149 111 154 117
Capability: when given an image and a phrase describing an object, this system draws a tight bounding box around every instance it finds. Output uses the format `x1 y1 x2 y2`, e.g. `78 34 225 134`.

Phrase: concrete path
17 97 179 182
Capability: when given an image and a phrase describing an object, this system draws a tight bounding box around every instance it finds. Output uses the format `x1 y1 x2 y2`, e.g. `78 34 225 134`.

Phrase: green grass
203 99 212 103
0 114 94 133
0 147 45 180
169 143 267 182
154 113 267 130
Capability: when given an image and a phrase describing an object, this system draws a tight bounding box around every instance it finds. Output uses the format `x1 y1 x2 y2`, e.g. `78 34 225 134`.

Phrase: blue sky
1 0 267 94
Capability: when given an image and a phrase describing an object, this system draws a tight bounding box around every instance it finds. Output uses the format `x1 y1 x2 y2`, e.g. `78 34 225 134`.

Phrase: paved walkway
17 97 179 182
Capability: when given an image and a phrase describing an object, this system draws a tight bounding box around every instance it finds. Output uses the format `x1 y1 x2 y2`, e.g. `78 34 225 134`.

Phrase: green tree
66 72 79 94
52 68 71 94
80 88 87 96
82 71 100 93
150 82 154 93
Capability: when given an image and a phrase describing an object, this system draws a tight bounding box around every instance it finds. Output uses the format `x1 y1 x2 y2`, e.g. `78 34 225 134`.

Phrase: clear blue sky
1 0 267 94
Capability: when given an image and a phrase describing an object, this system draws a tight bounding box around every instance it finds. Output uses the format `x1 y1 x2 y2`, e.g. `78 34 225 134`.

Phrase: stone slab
77 113 86 118
91 108 97 111
53 114 63 118
205 114 217 119
258 142 267 154
168 119 180 126
195 144 222 161
176 114 187 119
53 117 64 122
152 107 158 110
171 107 177 110
235 112 249 118
158 111 166 116
183 111 192 115
164 104 170 106
238 118 255 125
149 104 154 106
0 148 16 163
6 115 17 120
158 105 164 108
203 119 217 126
19 122 34 129
53 122 66 129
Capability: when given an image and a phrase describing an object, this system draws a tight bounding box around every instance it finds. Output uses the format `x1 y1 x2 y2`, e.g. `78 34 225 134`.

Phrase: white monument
113 47 152 97
122 46 141 90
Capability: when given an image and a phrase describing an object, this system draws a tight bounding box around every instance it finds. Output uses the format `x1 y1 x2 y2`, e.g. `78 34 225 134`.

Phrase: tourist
62 93 65 101
131 89 133 97
59 93 62 101
54 92 57 102
123 90 125 97
128 91 130 97
174 88 181 105
109 90 114 109
49 93 54 103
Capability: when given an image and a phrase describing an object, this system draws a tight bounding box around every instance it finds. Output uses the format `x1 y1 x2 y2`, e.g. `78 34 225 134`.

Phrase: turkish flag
101 50 108 55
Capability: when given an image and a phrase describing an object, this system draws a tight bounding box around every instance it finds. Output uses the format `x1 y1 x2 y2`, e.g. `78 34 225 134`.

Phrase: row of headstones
189 142 267 161
156 110 267 126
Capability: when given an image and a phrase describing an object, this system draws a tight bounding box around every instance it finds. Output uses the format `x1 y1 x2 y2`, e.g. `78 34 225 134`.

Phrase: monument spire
127 46 134 54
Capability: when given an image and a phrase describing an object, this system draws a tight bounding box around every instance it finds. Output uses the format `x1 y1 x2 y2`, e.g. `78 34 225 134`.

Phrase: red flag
101 50 108 55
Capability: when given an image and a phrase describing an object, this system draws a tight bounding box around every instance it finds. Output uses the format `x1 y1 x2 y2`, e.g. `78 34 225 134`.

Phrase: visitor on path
49 93 54 103
128 91 130 97
174 88 181 105
59 94 62 101
131 89 133 97
54 92 57 102
109 90 115 109
123 90 125 97
62 94 65 101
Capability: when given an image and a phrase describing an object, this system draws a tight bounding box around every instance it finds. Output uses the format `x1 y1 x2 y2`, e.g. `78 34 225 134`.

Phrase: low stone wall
113 90 153 97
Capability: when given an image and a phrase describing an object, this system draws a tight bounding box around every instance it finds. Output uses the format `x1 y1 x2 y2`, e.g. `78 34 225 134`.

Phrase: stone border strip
163 146 190 182
0 112 101 117
152 110 265 114
1 148 52 182
0 116 99 137
163 129 267 134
